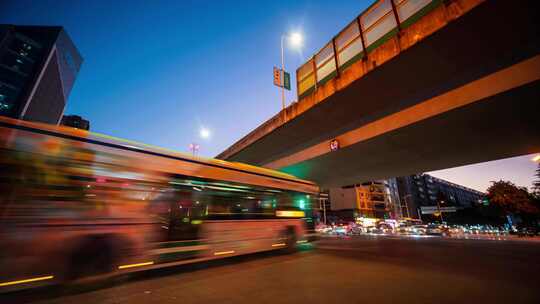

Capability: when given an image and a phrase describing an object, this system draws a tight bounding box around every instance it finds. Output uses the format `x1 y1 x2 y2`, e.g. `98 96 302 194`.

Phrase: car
333 225 348 235
410 225 427 235
426 224 444 236
517 227 539 237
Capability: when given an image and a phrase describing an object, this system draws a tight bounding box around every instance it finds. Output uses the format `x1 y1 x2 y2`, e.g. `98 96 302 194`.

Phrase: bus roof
0 116 318 191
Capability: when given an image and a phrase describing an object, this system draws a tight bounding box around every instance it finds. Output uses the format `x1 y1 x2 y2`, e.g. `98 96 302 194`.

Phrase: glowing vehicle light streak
0 275 54 287
118 261 154 269
276 210 305 218
214 250 235 256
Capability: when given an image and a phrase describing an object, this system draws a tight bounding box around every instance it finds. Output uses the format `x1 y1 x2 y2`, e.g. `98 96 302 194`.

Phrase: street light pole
277 32 302 113
323 198 327 225
437 200 445 223
189 143 199 157
402 194 411 218
280 35 286 111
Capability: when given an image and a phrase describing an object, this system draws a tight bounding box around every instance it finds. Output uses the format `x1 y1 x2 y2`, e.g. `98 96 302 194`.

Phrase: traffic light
273 67 282 87
273 67 291 90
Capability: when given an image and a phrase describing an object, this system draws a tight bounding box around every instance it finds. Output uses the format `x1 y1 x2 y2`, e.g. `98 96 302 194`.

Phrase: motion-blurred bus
0 116 319 291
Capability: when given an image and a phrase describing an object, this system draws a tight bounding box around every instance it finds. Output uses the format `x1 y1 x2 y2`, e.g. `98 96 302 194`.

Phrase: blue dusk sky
1 0 538 192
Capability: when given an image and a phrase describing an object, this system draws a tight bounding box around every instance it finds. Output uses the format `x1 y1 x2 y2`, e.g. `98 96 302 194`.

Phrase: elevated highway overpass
218 0 540 187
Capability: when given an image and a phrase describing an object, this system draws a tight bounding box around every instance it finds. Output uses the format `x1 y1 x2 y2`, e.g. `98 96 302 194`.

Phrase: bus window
151 191 205 242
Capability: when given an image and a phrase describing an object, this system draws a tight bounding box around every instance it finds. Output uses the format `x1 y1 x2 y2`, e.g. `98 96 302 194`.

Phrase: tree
486 180 538 215
533 163 540 196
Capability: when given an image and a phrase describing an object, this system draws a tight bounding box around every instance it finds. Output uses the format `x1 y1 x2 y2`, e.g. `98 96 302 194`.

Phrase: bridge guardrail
297 0 442 99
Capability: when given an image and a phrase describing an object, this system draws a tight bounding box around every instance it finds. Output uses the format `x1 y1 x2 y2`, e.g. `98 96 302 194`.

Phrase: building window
11 35 42 61
0 84 18 116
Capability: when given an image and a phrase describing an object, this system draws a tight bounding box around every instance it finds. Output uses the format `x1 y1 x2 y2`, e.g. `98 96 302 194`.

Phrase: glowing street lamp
199 127 210 139
288 32 303 48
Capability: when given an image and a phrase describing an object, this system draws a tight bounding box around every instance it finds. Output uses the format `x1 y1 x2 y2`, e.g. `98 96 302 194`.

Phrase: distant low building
329 179 402 220
396 174 485 222
61 114 89 130
0 24 82 124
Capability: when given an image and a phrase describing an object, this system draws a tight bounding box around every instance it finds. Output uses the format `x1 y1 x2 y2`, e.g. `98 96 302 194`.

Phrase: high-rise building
0 24 82 124
396 174 485 221
61 114 89 130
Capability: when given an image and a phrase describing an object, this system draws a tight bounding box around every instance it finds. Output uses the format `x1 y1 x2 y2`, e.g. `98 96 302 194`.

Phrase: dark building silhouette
397 174 484 220
61 114 89 130
0 24 82 124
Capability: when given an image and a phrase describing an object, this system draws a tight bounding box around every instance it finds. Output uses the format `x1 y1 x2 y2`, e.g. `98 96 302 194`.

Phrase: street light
280 31 303 110
189 143 200 157
199 127 210 139
289 32 303 48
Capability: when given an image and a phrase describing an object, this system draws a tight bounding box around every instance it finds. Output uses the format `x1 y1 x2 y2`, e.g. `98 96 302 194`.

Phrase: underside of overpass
277 78 540 187
219 0 540 188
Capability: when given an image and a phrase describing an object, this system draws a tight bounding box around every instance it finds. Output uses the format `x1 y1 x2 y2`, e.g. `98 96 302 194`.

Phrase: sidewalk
447 234 540 243
317 232 540 243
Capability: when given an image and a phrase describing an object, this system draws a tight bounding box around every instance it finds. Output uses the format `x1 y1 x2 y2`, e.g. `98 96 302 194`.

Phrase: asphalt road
6 235 540 304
